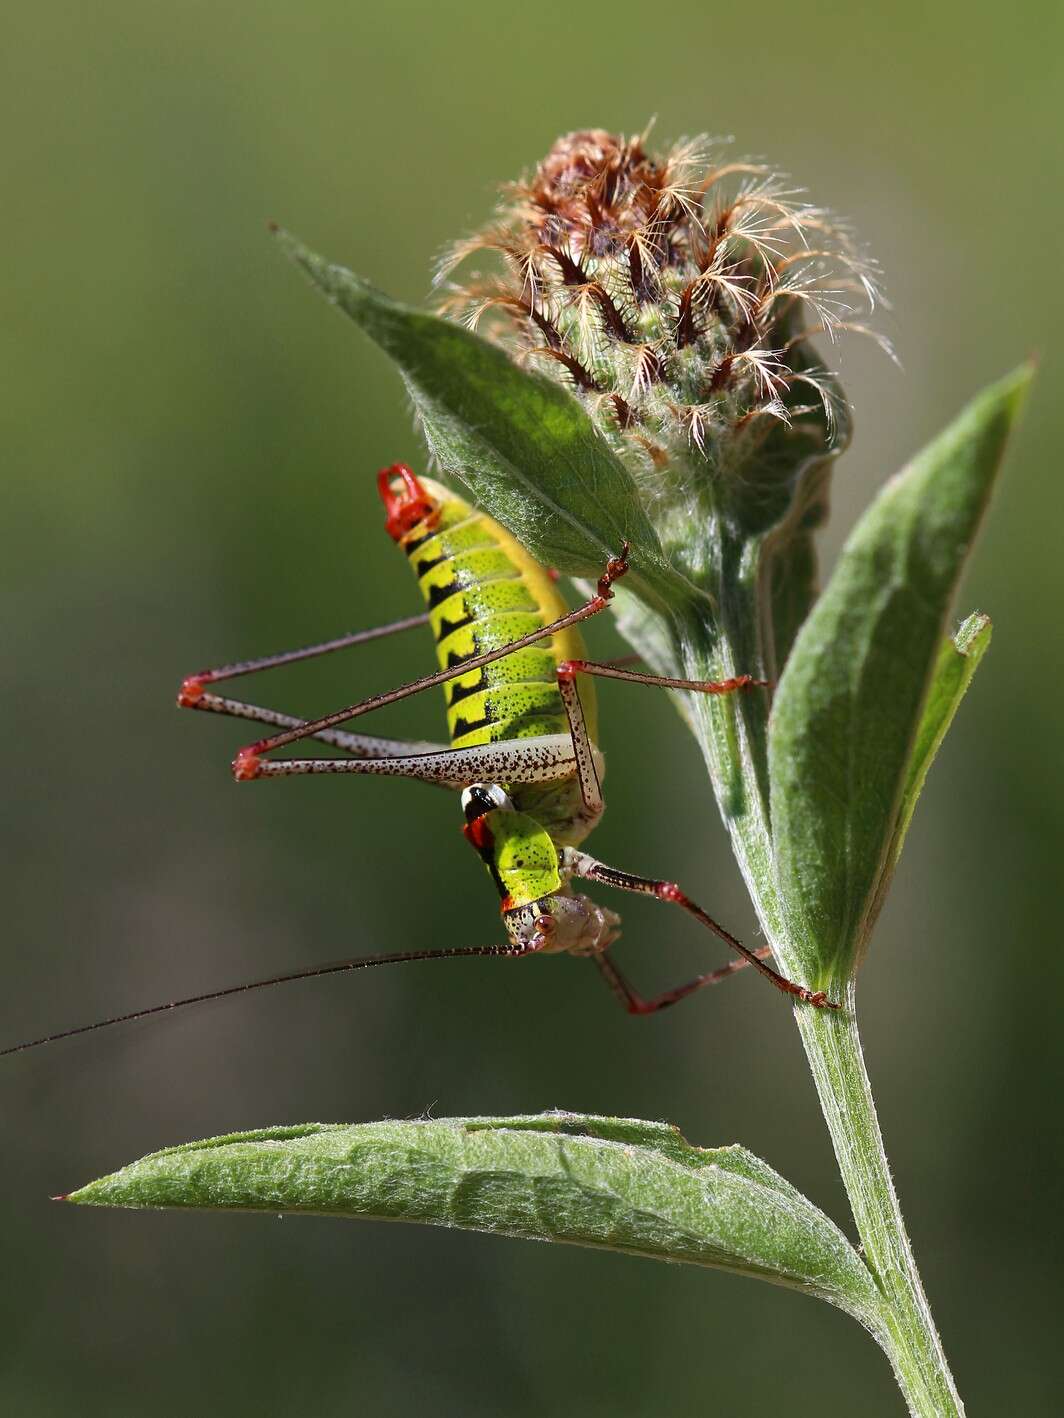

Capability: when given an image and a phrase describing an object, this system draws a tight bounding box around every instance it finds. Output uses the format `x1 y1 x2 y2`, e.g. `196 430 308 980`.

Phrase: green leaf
888 611 992 877
273 229 695 615
768 367 1031 987
67 1112 881 1323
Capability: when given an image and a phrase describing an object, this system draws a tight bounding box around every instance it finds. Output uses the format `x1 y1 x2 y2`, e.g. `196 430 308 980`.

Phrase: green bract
273 228 690 617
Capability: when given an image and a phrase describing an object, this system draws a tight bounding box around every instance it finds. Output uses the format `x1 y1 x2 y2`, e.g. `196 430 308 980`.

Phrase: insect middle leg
565 849 836 1009
554 666 836 1009
594 945 775 1016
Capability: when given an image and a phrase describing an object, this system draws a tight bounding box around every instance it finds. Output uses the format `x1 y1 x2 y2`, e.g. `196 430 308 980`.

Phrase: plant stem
675 609 964 1416
794 991 965 1416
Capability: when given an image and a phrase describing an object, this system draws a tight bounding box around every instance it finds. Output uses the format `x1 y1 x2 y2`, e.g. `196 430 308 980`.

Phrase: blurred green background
3 2 1061 1413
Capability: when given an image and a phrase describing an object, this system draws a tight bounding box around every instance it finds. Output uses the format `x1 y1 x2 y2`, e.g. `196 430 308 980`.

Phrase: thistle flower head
438 128 884 499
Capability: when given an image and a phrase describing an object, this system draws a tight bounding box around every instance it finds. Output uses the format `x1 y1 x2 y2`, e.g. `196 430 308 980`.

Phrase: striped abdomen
381 470 595 752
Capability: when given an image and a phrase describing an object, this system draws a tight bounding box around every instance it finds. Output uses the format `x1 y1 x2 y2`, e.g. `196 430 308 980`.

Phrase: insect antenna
0 945 515 1058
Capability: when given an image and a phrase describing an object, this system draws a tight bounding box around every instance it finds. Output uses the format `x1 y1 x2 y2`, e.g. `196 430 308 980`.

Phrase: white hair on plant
437 127 890 510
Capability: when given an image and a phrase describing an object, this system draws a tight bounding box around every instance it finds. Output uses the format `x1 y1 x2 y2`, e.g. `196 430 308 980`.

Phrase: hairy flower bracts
437 128 881 559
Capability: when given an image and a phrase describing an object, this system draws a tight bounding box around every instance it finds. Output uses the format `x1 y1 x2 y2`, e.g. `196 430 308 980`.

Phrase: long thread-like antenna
0 945 514 1057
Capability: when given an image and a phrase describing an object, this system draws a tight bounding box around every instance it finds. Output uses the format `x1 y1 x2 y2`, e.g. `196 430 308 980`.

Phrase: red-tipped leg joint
708 674 770 694
177 675 206 708
556 658 585 682
596 541 631 600
232 747 263 781
803 990 838 1009
653 882 839 1009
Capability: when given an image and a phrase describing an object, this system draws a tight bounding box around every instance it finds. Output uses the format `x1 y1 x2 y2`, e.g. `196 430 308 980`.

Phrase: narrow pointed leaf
769 366 1031 987
887 611 992 875
67 1112 881 1323
274 230 694 614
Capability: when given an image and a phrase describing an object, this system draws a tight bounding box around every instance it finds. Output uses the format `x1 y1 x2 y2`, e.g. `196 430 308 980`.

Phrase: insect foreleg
562 848 838 1009
593 945 774 1016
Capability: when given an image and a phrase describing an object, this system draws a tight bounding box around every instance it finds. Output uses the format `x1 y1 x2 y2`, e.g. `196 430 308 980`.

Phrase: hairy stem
675 605 964 1416
795 992 965 1416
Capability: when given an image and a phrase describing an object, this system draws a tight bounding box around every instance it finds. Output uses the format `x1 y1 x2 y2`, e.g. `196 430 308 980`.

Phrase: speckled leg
555 659 764 816
564 849 838 1010
232 547 630 777
593 947 774 1015
178 689 452 783
235 733 580 788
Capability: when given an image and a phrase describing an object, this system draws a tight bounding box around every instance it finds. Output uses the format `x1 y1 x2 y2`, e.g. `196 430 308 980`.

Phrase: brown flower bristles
437 128 887 490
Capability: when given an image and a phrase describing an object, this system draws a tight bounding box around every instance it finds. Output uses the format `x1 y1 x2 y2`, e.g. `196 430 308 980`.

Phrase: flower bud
438 128 882 540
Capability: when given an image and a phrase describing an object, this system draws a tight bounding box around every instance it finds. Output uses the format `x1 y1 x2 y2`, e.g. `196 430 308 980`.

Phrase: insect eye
461 784 513 821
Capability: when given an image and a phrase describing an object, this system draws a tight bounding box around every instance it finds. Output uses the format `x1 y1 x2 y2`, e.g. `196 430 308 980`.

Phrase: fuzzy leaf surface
768 367 1030 987
68 1112 881 1322
274 230 693 614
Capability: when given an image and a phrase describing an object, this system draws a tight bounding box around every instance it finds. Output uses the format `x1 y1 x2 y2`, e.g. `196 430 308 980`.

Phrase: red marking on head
657 881 686 905
50 1193 70 1203
546 567 560 582
177 676 206 707
500 894 515 913
232 748 262 782
377 464 436 542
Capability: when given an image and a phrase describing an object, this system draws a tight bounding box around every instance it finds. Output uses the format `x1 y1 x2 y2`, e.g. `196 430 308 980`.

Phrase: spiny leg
177 610 446 775
177 612 430 706
238 732 582 789
555 658 766 818
565 848 837 1009
179 689 452 783
234 544 630 777
558 659 767 695
555 662 604 815
594 944 775 1016
551 659 825 1005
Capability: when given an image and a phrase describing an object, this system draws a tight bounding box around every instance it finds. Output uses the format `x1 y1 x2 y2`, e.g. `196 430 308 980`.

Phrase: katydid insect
1 466 835 1060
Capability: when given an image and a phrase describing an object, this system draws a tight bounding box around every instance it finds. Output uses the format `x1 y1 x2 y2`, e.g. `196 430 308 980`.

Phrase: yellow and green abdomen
397 478 596 752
